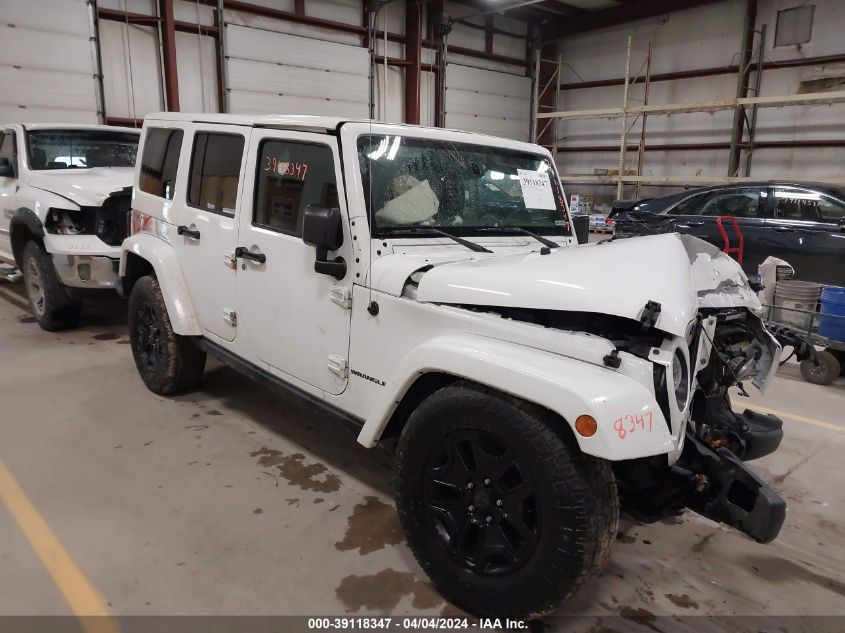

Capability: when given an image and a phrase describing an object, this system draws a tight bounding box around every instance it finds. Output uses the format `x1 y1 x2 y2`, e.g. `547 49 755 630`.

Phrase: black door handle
177 225 200 240
686 221 705 227
235 246 266 264
771 226 796 232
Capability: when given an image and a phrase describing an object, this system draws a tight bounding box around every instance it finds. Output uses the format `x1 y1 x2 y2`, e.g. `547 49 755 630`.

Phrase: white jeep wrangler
121 113 786 618
0 124 140 330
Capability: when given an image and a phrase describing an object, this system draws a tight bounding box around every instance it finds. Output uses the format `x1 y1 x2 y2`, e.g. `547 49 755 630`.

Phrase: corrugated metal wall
224 25 369 117
0 0 100 123
0 0 535 142
443 5 531 140
555 0 845 203
445 65 531 140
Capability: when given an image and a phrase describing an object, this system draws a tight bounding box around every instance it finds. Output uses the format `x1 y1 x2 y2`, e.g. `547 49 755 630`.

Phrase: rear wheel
128 275 206 395
394 381 618 618
22 240 80 331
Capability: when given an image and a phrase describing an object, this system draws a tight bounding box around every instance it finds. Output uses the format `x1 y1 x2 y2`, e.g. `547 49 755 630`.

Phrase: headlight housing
672 348 690 410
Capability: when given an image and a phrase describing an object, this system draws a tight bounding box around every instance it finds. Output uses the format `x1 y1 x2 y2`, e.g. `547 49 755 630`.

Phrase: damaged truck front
0 124 139 330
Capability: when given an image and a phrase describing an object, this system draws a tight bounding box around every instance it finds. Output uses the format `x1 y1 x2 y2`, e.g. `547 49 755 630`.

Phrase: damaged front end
44 186 133 247
41 187 132 289
617 237 786 544
384 232 788 543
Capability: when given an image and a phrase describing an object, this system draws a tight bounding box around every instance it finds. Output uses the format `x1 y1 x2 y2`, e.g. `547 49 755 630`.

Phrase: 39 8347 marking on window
263 155 309 180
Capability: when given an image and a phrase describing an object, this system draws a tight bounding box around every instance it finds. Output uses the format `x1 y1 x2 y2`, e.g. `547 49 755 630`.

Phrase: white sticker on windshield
517 169 556 210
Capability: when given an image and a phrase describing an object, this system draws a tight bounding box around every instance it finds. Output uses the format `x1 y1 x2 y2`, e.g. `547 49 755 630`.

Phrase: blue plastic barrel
819 286 845 343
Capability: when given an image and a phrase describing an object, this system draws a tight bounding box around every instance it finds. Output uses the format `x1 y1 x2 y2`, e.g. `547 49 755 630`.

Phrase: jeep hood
27 167 134 207
376 233 759 338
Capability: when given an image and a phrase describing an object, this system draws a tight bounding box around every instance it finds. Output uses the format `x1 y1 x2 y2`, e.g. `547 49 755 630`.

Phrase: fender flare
356 334 676 461
9 208 44 267
120 232 201 336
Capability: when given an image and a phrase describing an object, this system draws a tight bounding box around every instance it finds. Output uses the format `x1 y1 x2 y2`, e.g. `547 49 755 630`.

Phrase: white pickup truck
120 113 786 618
0 124 139 329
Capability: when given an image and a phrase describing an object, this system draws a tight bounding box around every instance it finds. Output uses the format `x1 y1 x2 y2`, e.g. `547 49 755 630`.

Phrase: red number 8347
613 412 653 440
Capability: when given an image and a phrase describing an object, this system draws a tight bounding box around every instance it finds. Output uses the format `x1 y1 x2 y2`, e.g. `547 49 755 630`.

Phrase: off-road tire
394 381 618 619
128 275 206 395
800 350 840 385
22 240 81 331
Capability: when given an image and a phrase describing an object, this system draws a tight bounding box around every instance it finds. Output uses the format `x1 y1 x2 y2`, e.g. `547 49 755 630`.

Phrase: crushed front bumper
52 254 120 289
674 432 786 543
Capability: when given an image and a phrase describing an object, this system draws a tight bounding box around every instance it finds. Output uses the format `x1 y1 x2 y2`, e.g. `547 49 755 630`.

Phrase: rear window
139 128 183 200
188 133 245 215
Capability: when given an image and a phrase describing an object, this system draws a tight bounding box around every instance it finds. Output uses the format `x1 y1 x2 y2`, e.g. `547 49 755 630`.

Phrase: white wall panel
224 9 360 46
0 0 98 123
174 0 215 26
97 0 155 14
445 64 530 140
99 21 164 119
226 24 368 118
176 32 219 113
308 0 363 27
228 92 366 118
227 24 366 74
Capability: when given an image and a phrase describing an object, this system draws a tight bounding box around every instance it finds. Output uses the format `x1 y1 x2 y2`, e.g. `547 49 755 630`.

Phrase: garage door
445 64 531 141
0 0 99 124
225 24 369 118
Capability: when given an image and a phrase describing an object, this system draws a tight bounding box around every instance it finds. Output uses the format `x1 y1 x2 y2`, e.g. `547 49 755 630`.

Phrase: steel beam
537 90 845 120
556 140 845 152
558 174 845 186
728 0 757 177
158 0 180 111
405 0 423 125
559 53 845 91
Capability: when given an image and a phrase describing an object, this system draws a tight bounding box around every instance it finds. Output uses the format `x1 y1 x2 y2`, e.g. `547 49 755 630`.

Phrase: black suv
614 182 845 285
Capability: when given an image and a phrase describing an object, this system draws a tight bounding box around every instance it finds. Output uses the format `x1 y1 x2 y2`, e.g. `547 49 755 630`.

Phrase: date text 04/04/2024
306 617 528 630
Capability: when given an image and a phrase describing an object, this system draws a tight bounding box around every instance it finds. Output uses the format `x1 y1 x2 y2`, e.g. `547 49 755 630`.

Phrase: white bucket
772 280 821 331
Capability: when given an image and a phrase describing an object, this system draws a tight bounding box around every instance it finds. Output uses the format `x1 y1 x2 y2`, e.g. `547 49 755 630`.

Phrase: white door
141 124 250 341
0 129 19 261
236 130 353 396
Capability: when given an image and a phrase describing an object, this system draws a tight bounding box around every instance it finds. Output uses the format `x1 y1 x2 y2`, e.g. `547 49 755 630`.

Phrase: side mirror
0 157 14 178
302 204 346 279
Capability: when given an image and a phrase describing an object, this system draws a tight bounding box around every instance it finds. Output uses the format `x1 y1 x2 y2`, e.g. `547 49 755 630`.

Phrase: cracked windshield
357 134 570 237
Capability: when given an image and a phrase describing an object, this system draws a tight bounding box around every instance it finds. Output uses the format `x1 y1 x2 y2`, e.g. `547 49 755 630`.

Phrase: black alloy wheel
423 430 539 575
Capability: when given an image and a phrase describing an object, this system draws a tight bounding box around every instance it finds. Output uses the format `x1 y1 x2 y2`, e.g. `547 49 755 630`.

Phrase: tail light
130 209 153 235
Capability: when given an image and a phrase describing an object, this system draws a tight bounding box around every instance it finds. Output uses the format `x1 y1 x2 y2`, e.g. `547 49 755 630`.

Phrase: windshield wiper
385 227 493 253
476 226 560 248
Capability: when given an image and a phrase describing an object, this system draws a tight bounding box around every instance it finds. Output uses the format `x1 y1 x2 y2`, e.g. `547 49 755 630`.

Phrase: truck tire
394 381 618 619
128 275 206 395
22 240 81 331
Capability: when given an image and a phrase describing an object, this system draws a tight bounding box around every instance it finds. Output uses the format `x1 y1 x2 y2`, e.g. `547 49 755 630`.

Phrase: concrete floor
0 278 844 631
